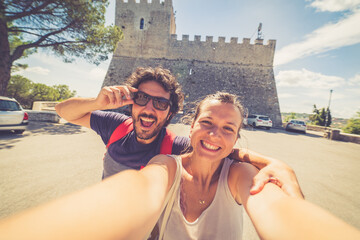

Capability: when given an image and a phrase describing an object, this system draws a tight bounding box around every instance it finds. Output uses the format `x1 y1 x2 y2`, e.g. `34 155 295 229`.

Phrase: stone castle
103 0 282 126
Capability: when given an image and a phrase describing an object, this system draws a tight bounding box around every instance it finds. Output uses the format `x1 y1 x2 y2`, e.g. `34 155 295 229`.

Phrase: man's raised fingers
110 87 122 105
249 172 268 195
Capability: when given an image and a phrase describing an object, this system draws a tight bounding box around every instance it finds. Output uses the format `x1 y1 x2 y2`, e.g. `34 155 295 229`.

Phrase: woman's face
190 100 242 161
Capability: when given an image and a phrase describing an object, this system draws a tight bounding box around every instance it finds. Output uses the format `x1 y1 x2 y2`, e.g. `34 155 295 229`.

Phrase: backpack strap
106 118 133 149
160 128 176 154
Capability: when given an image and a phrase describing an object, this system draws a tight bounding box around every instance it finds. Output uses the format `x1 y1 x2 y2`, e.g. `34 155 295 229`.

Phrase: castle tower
103 0 282 127
114 0 175 58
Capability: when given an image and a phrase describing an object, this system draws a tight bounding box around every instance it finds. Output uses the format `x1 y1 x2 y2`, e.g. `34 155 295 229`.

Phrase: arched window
140 18 144 29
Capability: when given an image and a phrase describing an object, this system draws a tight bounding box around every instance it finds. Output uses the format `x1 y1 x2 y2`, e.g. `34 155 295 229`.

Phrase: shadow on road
0 122 86 150
27 121 86 136
0 133 24 150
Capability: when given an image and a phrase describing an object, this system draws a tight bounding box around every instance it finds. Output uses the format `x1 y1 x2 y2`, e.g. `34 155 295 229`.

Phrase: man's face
132 81 171 144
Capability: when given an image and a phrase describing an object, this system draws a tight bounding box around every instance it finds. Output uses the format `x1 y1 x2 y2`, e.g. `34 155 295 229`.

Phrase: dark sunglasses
133 91 172 111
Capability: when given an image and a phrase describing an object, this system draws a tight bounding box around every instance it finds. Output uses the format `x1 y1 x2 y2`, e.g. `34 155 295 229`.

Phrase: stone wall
32 101 58 111
103 56 282 126
26 110 60 123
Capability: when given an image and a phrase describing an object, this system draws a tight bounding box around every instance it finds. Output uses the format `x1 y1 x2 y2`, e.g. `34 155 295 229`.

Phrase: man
56 67 303 198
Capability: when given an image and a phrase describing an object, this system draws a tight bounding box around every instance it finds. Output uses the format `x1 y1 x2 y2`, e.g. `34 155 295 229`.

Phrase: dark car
0 96 28 134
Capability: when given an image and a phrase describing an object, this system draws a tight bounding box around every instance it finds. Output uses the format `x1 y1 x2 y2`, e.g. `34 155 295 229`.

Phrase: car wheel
252 122 256 128
14 130 25 134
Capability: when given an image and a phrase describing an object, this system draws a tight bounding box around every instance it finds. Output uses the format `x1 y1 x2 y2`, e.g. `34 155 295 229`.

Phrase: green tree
309 104 331 126
325 107 332 127
30 83 60 102
53 84 76 101
0 0 122 96
343 112 360 135
284 112 296 122
7 74 32 100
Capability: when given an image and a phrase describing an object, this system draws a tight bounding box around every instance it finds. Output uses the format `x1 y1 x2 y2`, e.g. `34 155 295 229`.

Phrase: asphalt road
1 121 359 239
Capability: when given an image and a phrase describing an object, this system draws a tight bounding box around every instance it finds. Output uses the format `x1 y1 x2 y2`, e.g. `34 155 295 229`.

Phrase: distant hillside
281 112 349 129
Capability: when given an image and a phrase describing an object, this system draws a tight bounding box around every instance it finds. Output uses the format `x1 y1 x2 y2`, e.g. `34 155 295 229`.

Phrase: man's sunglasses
133 91 172 111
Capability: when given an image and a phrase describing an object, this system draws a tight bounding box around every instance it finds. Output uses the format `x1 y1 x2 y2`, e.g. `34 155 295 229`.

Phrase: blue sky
17 0 360 119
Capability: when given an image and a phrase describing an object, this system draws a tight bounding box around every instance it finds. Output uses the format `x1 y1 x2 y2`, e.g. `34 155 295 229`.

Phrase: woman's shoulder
229 161 259 183
148 154 181 176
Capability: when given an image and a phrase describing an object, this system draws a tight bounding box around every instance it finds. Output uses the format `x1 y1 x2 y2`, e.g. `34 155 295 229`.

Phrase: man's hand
55 85 139 128
95 86 138 110
250 162 304 199
229 148 304 199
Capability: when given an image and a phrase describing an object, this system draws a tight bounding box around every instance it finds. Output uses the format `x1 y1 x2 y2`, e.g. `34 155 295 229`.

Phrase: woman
0 92 359 240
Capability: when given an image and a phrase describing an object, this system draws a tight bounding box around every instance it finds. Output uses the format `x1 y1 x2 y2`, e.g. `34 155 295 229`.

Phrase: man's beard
133 113 167 141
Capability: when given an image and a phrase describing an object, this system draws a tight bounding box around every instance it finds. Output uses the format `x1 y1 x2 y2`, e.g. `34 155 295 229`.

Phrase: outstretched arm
231 163 360 240
229 148 304 198
0 155 176 240
55 86 137 128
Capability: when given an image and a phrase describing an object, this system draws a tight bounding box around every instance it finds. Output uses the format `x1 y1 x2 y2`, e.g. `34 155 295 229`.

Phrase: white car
285 119 307 133
246 114 273 129
0 96 28 134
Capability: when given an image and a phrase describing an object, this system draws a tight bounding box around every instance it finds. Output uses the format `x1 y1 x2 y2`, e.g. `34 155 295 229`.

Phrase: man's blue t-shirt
90 110 189 176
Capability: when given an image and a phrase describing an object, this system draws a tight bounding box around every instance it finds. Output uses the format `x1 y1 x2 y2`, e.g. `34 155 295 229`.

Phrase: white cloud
24 66 50 75
274 9 360 66
348 73 360 86
276 68 345 89
309 0 360 12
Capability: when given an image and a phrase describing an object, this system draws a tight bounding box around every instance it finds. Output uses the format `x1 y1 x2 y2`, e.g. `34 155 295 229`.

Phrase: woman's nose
208 126 220 137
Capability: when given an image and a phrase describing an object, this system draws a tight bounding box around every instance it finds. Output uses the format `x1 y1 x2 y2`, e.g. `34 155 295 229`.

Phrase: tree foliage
343 112 360 135
309 104 332 127
284 112 296 122
7 74 76 109
0 0 122 95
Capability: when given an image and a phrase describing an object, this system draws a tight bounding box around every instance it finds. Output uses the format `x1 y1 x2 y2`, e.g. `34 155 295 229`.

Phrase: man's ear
167 112 172 121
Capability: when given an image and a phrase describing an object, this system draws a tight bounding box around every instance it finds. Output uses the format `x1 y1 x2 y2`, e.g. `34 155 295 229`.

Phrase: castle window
140 18 144 29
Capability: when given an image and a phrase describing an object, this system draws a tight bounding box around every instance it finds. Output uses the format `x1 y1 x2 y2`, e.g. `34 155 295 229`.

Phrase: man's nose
143 99 155 111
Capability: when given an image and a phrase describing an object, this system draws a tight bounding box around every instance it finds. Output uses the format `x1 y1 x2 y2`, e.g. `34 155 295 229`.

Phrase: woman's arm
230 163 360 240
0 155 177 240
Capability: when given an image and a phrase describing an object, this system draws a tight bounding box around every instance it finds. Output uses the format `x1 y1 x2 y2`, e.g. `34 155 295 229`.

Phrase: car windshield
259 116 269 120
0 100 21 111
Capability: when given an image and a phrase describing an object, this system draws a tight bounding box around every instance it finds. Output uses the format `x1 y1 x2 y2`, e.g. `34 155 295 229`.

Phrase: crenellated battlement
163 34 276 66
170 34 276 46
118 0 173 8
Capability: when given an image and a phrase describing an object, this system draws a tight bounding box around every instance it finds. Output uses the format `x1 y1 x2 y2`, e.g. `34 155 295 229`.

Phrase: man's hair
126 67 184 126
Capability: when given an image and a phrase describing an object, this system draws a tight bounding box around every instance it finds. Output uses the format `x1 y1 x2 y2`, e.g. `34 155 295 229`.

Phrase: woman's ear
189 121 195 138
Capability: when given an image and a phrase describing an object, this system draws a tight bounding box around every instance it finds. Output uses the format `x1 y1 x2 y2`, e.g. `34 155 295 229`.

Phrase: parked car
246 114 273 129
285 119 307 133
0 96 28 134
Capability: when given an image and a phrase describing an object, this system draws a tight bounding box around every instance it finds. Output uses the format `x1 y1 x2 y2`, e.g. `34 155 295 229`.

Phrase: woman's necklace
188 162 206 205
187 158 224 205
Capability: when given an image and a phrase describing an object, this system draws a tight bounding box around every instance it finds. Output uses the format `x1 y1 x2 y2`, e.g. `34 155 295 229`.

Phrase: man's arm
55 86 137 128
231 163 360 240
230 148 304 198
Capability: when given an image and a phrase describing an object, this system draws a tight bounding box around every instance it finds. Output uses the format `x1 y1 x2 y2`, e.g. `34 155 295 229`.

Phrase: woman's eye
200 120 211 125
224 126 235 132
